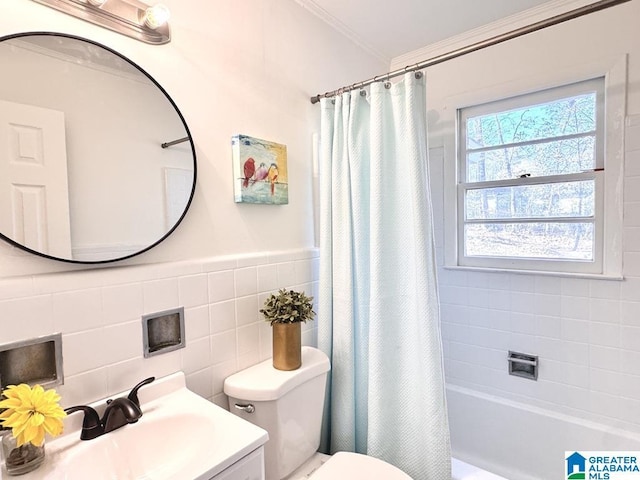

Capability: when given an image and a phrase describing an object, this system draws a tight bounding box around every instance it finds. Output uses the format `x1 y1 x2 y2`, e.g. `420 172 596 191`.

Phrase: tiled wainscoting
0 248 319 409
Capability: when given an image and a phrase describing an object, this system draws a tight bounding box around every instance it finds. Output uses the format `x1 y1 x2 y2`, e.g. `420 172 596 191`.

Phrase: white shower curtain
318 72 451 479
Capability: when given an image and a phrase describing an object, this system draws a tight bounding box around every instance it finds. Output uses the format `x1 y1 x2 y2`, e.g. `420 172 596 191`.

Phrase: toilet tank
224 347 330 480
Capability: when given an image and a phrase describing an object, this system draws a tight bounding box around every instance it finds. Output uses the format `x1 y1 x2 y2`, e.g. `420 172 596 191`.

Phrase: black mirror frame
0 31 197 265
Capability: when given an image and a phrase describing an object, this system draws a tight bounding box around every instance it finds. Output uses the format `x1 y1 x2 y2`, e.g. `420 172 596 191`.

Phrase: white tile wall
0 248 319 409
435 117 640 433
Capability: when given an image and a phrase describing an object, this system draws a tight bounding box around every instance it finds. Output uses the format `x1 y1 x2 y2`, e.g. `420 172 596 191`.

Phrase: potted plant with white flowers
260 289 315 370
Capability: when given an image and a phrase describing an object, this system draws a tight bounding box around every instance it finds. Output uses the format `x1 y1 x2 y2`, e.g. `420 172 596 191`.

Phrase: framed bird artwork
232 134 288 204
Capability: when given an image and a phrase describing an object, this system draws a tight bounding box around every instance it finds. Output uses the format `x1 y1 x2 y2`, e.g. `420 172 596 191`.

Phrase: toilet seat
310 452 413 480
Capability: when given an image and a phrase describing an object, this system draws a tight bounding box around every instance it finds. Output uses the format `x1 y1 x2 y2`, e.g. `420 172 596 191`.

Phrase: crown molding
390 0 599 70
292 0 390 65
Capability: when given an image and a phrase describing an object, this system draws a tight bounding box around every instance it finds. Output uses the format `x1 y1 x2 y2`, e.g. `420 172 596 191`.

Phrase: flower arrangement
0 384 66 447
260 289 316 326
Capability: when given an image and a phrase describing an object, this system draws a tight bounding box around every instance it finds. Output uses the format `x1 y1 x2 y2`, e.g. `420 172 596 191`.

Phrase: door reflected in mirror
0 32 196 263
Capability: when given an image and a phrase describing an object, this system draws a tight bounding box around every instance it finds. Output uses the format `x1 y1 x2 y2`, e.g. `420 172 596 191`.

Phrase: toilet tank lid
224 346 330 401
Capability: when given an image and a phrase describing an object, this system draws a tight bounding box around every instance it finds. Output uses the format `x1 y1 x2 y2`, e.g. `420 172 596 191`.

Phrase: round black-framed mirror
0 32 196 264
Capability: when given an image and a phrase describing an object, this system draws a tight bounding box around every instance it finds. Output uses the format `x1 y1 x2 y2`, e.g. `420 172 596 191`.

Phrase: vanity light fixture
30 0 171 45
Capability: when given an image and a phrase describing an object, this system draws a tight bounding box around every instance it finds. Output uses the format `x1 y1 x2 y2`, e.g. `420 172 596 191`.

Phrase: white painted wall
394 0 640 445
0 0 384 407
0 0 386 275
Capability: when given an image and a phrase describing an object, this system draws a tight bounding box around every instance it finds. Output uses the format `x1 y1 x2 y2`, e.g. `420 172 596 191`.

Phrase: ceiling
298 0 557 62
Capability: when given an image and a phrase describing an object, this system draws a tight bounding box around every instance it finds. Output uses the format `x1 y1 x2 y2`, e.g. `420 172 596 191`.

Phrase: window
457 78 607 274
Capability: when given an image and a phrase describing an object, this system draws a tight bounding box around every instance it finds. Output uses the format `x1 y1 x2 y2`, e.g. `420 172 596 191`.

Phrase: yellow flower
0 384 66 447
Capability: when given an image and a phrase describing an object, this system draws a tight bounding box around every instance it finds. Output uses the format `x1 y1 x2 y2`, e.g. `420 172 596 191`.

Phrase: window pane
466 180 594 220
466 136 595 182
464 223 594 260
466 92 596 149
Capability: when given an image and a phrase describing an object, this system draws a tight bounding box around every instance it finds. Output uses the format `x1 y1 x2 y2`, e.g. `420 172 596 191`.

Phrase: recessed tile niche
0 334 63 388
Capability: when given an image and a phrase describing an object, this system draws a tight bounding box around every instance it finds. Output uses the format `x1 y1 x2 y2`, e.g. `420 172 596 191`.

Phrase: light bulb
143 4 170 30
86 0 107 6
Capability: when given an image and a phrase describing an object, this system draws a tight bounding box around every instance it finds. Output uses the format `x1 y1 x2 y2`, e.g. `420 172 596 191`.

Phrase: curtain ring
360 89 367 97
384 72 392 89
414 71 423 79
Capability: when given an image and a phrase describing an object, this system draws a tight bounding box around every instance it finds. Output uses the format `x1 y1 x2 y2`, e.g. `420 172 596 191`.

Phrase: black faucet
65 377 155 440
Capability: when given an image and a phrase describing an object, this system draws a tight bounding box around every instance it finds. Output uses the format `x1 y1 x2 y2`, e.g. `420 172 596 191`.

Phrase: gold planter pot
272 322 301 371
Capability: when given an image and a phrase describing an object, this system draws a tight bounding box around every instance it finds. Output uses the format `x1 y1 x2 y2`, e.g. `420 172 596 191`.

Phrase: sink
2 372 268 480
53 411 219 479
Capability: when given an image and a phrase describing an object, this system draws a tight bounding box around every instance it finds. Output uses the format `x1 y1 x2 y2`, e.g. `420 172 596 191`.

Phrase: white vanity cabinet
210 447 265 480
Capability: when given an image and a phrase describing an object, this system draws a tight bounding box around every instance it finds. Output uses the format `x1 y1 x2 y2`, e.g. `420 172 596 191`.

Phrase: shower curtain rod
309 0 632 104
161 136 189 148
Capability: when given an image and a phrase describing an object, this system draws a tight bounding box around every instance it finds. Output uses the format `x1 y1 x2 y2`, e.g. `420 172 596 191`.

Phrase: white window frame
458 78 604 274
444 56 626 278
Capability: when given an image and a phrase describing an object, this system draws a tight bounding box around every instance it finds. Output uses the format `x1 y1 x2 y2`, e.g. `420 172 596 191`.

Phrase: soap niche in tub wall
0 333 64 389
142 307 185 358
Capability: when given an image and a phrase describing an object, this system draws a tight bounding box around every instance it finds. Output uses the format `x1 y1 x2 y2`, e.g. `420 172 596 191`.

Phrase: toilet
224 346 412 480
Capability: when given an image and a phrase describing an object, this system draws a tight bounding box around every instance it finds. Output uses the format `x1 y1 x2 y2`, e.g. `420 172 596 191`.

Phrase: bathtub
447 384 640 480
